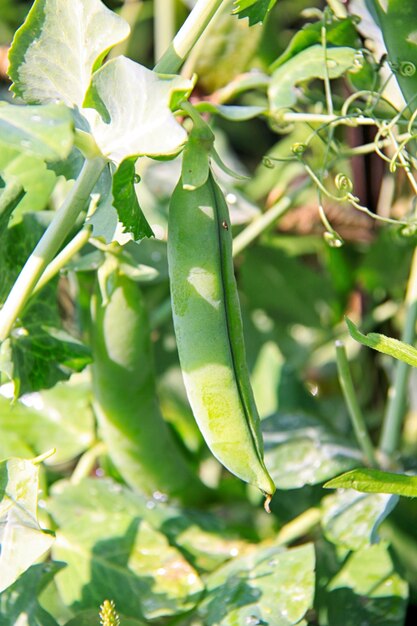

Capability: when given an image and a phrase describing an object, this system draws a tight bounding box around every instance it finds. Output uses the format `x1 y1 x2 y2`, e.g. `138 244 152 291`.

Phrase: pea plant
1 0 417 623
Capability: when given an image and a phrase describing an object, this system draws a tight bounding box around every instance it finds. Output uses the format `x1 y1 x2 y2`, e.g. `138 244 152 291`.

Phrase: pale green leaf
82 57 189 162
262 412 361 489
52 513 204 620
269 45 362 113
0 103 73 161
321 490 398 551
8 0 130 106
325 467 417 497
346 317 417 367
199 543 315 625
327 543 408 625
232 0 277 25
0 458 55 593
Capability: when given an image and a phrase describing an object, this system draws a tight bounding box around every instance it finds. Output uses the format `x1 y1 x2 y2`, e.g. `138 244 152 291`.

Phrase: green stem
379 247 417 458
71 441 107 485
32 226 92 295
275 507 321 546
154 0 175 65
335 340 378 467
232 188 302 257
0 157 106 341
154 0 225 74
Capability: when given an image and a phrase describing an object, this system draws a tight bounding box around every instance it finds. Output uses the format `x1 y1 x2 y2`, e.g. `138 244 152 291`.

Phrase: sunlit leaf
325 467 417 498
8 0 129 106
269 45 362 113
346 317 417 367
321 489 398 551
199 543 315 625
82 57 189 162
0 458 55 593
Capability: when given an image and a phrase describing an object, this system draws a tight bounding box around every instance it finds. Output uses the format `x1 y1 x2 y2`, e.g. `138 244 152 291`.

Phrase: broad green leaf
0 378 94 465
327 544 408 625
269 45 362 113
346 317 417 367
52 513 204 620
0 103 73 161
8 0 130 106
270 16 361 71
325 467 417 498
0 146 57 216
48 478 247 573
321 490 398 551
262 412 361 489
0 180 25 236
112 158 154 240
232 0 277 26
0 562 64 626
198 543 315 625
82 57 189 162
0 458 55 593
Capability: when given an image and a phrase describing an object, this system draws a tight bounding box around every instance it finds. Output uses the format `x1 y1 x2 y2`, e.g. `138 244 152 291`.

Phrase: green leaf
48 478 247 573
325 467 417 498
232 0 277 26
0 103 74 161
0 180 25 237
270 16 361 71
327 544 408 625
321 490 398 551
269 45 362 113
0 146 57 216
52 513 204 620
0 562 64 626
0 378 94 465
262 413 361 489
0 458 55 593
346 317 417 367
112 158 154 240
83 57 189 162
198 543 315 625
8 0 130 106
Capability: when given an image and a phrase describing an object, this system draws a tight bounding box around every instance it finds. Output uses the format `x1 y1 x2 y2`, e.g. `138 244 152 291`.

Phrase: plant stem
154 0 225 74
275 507 321 546
335 340 378 467
232 188 303 257
379 247 417 458
32 226 92 295
0 157 106 341
154 0 175 65
71 441 107 485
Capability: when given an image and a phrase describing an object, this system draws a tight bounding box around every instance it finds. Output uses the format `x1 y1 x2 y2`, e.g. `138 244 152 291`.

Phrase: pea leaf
0 457 55 593
325 467 417 498
327 544 408 626
0 103 73 161
346 317 417 367
112 158 154 240
198 543 315 625
0 379 95 465
233 0 278 26
321 490 398 551
0 562 64 626
262 412 361 489
8 0 130 106
52 513 204 620
82 57 189 162
269 45 362 113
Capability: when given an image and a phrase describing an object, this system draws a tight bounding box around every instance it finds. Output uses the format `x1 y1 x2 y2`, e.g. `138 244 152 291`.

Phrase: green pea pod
167 171 276 501
91 262 206 503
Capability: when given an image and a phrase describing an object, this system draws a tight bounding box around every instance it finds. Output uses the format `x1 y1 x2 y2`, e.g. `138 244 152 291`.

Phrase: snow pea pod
91 264 206 502
167 171 276 501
